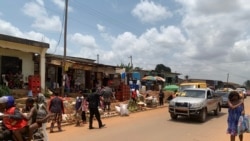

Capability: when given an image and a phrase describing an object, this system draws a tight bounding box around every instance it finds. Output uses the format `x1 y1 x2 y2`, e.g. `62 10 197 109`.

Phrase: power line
42 4 65 54
69 0 142 33
51 10 65 54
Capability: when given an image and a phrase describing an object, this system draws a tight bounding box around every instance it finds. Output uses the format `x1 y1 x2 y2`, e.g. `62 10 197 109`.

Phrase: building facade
45 54 120 93
0 34 49 94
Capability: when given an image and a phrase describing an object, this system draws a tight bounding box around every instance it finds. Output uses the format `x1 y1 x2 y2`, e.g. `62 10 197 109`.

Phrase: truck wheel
214 105 220 116
199 108 207 122
170 113 178 120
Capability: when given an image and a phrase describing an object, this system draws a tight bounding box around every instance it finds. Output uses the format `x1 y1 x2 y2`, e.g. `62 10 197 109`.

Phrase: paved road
48 98 250 141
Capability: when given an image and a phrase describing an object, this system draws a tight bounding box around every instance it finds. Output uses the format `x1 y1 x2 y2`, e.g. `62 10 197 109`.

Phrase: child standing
75 96 82 126
227 91 245 141
80 94 88 124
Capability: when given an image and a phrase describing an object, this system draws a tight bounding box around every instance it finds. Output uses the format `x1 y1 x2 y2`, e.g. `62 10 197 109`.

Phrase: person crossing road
86 90 105 129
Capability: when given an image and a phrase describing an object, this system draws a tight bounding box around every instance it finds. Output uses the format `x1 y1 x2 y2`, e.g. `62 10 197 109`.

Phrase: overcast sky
1 0 250 85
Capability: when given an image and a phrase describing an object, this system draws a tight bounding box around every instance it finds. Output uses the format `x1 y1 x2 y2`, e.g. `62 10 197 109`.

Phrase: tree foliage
243 80 250 90
117 63 133 72
134 67 143 71
155 64 171 73
0 85 10 97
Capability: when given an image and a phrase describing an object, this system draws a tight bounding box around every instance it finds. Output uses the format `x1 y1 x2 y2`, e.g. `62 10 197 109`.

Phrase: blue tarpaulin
121 72 126 79
132 72 140 80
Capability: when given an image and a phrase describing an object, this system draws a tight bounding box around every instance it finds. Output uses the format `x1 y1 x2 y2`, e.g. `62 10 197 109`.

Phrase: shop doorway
0 56 23 88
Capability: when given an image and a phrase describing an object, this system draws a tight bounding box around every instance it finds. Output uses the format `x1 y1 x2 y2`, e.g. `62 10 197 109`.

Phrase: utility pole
62 0 68 96
226 73 229 91
97 54 99 64
129 55 133 67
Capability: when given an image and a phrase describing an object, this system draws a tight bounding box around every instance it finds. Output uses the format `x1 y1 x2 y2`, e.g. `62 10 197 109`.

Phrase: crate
28 75 41 97
28 75 41 89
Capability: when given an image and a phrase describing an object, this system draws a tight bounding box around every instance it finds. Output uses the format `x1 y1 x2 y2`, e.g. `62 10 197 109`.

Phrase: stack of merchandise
62 99 75 123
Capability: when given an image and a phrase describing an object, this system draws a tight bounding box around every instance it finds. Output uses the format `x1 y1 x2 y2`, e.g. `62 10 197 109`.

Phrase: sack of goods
115 104 129 116
238 114 250 135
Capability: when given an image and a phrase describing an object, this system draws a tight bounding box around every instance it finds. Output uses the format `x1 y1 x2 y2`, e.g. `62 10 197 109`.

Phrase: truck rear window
182 90 205 98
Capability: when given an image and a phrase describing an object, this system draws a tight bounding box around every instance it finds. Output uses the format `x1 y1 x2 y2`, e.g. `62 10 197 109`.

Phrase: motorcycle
0 112 16 141
0 112 44 141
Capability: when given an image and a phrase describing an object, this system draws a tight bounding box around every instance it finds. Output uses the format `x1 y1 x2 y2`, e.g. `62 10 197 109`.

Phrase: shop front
0 34 49 96
45 54 119 95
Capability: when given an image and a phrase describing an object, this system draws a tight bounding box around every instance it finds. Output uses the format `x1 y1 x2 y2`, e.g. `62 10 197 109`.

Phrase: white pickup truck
168 88 222 122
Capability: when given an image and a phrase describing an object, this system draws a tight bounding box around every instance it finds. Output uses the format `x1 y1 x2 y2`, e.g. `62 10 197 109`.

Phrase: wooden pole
226 73 229 91
62 0 68 96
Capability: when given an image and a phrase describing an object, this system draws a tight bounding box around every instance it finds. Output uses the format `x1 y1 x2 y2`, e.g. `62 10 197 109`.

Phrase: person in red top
131 89 137 103
48 91 65 133
1 96 28 141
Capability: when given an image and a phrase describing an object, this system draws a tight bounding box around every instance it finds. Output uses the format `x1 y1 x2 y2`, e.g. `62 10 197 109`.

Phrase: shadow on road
167 112 227 124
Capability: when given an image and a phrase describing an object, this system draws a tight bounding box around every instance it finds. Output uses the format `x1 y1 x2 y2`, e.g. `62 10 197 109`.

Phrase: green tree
117 63 133 72
0 85 10 97
155 64 171 73
134 67 143 71
244 80 250 90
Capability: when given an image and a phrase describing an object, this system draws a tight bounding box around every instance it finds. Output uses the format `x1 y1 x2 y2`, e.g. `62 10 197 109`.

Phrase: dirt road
48 99 250 141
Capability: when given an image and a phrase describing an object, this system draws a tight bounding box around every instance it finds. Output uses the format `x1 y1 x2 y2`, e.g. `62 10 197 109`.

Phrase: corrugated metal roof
0 34 49 48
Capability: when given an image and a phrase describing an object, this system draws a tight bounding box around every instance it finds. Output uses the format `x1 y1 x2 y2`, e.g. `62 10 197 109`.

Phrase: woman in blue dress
227 91 245 141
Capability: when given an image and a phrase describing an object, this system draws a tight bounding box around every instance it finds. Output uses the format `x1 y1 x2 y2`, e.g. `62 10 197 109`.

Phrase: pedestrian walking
48 91 64 133
22 94 51 141
101 85 113 113
86 90 105 129
36 93 50 141
227 91 245 141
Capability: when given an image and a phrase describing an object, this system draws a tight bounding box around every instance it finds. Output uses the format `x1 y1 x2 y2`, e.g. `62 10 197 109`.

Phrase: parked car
214 91 230 107
247 90 250 96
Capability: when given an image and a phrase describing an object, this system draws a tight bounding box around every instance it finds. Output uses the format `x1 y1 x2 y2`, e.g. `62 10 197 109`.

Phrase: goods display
120 103 129 116
145 96 158 108
114 104 129 116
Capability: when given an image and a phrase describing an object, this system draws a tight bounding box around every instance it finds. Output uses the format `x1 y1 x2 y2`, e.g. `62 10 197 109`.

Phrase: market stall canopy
163 85 179 91
142 76 165 82
142 76 156 81
154 76 165 82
